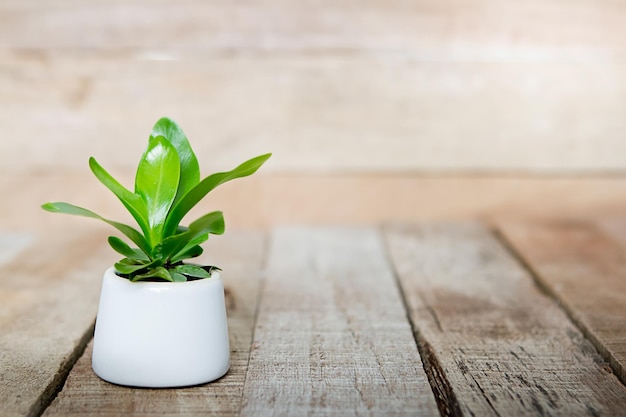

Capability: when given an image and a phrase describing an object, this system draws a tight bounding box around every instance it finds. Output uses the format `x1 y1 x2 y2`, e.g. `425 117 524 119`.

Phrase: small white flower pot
92 267 230 387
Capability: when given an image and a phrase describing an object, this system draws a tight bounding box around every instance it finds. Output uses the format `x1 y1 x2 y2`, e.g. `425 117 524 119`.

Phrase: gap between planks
0 228 115 417
382 225 463 417
384 222 626 416
46 227 439 416
22 223 626 416
497 221 626 388
239 227 439 416
42 231 267 417
31 324 95 417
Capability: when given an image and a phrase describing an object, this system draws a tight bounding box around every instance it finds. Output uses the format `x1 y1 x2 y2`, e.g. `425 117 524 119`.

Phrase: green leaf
170 272 187 282
166 231 208 263
154 211 224 262
42 202 150 253
189 211 225 235
163 153 271 236
170 244 203 264
107 236 150 262
174 264 210 278
89 157 150 241
135 136 180 247
114 259 157 275
131 266 173 282
117 257 140 265
150 117 200 206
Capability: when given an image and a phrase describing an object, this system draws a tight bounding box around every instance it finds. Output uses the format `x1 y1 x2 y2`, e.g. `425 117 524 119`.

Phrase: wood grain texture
1 0 626 51
384 223 626 416
598 219 626 248
0 233 33 265
6 172 626 235
240 227 439 416
0 229 116 417
498 221 626 386
43 231 266 416
2 0 626 174
2 51 626 174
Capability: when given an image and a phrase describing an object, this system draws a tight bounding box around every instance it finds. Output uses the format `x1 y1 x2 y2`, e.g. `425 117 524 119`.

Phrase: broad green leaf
42 202 150 253
174 264 210 278
108 236 150 262
89 157 150 240
184 232 209 249
170 272 187 282
167 232 208 263
189 211 225 235
131 266 173 282
150 117 200 206
152 233 186 262
114 259 158 275
135 137 180 247
154 211 224 261
163 153 271 236
117 257 140 265
170 245 203 263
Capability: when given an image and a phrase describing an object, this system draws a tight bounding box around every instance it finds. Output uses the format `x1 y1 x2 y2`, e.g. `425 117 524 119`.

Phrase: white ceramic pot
92 267 230 387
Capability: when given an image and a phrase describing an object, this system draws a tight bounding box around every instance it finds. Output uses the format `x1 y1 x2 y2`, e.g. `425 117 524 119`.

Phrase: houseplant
42 117 271 387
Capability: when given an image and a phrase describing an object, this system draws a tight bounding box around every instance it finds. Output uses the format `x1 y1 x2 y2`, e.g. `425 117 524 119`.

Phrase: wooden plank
3 53 626 174
43 231 266 416
498 221 626 385
598 218 626 247
240 227 439 416
2 0 626 175
6 172 626 234
0 233 33 265
384 223 626 416
1 0 626 51
0 229 115 417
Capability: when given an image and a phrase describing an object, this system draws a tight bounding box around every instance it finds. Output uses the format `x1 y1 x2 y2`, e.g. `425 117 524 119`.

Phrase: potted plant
42 117 271 387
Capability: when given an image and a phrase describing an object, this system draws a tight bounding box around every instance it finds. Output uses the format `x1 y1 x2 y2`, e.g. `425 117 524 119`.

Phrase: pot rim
104 266 221 287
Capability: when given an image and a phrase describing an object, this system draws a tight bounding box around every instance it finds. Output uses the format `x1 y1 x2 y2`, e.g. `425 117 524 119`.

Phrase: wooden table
2 221 626 416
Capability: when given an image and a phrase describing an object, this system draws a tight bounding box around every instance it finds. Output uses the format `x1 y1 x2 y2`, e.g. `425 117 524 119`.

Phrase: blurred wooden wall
1 0 626 175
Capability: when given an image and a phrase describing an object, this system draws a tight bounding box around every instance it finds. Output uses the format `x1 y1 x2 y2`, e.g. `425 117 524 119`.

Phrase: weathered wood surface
240 227 439 416
384 223 626 416
0 233 33 265
0 229 115 417
43 231 266 416
5 173 626 234
2 0 626 174
499 222 626 386
2 0 625 50
598 219 626 248
2 52 626 174
4 223 626 416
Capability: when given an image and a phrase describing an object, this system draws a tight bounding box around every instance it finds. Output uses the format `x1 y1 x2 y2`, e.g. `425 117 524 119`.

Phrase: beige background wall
2 0 626 175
